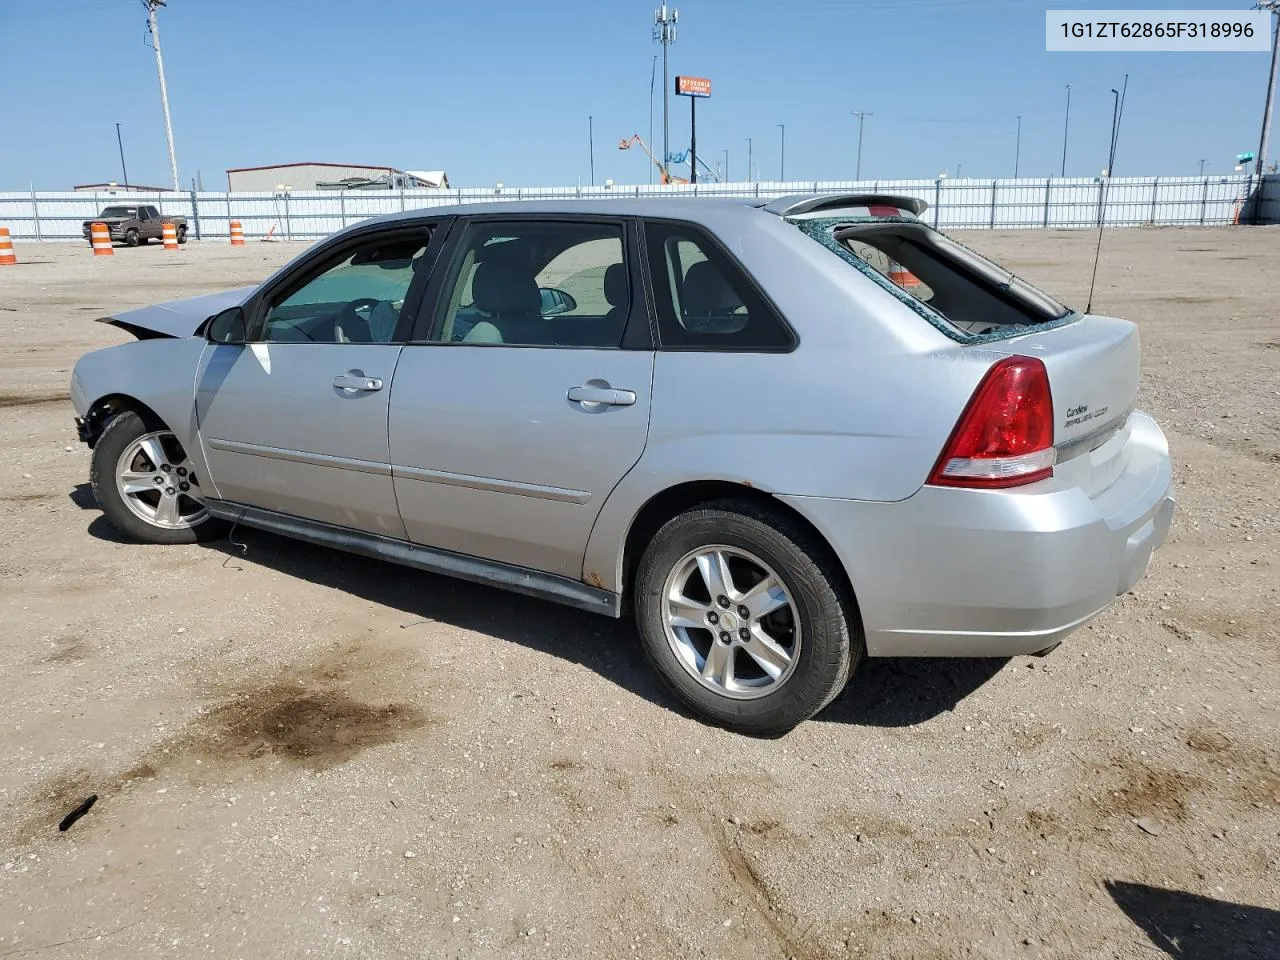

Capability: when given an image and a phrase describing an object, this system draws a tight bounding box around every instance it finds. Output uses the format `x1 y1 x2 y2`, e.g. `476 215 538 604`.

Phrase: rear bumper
780 411 1175 657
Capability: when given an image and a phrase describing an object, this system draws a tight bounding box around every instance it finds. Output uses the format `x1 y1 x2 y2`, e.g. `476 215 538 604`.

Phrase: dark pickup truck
81 204 187 247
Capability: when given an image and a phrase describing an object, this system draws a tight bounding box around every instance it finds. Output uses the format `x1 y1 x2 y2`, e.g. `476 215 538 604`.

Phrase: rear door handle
567 384 636 407
334 373 383 392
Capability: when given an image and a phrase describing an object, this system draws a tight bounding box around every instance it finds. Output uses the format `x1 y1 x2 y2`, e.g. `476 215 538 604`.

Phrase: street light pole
115 122 129 188
1015 114 1022 177
852 110 872 180
722 147 729 182
746 137 753 182
588 115 595 186
1061 84 1071 177
1198 158 1208 176
777 123 785 181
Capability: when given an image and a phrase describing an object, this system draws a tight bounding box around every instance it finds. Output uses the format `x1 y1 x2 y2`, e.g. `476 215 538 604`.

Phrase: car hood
99 286 256 339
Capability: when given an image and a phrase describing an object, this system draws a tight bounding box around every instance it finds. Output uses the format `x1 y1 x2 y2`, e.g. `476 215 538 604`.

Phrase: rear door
195 223 443 537
388 216 654 578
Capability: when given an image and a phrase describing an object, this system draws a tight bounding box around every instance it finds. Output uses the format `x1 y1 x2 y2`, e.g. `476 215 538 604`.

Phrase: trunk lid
990 314 1139 498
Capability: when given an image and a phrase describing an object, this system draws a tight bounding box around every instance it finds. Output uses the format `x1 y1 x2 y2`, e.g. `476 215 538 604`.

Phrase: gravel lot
0 229 1276 959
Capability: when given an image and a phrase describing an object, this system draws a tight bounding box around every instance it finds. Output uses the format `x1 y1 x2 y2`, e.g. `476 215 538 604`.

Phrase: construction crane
618 134 687 185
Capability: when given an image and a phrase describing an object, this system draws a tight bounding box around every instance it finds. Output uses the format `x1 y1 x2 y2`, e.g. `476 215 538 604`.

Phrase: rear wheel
634 500 860 735
90 411 228 544
176 225 187 244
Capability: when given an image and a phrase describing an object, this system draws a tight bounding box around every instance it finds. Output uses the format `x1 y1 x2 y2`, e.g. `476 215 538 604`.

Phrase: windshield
100 206 137 218
791 216 1074 341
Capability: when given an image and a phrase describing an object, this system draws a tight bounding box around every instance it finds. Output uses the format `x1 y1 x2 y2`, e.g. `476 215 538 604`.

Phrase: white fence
0 174 1267 243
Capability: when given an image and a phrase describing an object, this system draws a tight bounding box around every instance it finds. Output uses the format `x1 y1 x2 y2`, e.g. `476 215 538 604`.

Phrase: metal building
225 162 448 192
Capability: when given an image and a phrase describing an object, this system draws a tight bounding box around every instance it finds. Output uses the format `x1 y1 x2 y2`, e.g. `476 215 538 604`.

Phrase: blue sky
0 0 1272 189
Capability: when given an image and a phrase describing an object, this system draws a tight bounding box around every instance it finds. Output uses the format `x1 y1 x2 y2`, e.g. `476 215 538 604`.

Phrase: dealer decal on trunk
1064 404 1109 429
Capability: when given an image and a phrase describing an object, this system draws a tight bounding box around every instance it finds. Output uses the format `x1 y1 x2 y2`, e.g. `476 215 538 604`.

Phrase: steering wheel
335 297 382 343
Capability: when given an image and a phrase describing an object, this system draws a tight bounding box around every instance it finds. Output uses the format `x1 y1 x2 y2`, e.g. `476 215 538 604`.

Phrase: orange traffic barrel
91 222 113 256
229 221 245 246
0 227 15 265
162 221 178 250
888 261 921 290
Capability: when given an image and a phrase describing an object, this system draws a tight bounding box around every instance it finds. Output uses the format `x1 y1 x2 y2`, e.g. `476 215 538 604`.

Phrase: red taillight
928 356 1055 489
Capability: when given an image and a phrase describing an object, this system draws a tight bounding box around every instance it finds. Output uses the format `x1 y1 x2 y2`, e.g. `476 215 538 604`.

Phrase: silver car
69 193 1175 734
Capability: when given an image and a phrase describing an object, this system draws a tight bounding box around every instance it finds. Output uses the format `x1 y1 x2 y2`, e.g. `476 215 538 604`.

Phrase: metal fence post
989 180 998 229
189 188 201 240
933 178 942 227
1042 178 1052 227
30 186 41 241
1096 178 1106 227
1199 177 1209 225
1148 177 1159 224
339 191 347 228
399 186 406 212
284 193 292 240
226 195 232 240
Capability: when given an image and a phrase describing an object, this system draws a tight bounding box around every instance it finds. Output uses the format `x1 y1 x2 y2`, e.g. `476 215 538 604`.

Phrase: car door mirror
539 287 577 316
206 306 247 344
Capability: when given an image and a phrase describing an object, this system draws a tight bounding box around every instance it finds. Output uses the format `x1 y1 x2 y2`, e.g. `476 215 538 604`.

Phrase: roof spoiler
762 193 929 217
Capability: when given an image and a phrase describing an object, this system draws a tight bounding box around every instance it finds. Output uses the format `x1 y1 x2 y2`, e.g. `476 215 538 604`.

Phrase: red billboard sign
675 75 711 98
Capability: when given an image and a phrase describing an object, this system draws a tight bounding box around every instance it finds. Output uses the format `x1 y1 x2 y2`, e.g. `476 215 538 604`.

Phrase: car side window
642 221 794 351
430 220 628 347
258 234 430 344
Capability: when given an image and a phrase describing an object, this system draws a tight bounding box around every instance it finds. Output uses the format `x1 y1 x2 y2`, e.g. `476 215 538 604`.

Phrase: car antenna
1086 76 1128 314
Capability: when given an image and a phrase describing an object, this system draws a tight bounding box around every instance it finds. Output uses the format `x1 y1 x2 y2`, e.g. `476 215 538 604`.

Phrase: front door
389 217 654 578
196 226 437 538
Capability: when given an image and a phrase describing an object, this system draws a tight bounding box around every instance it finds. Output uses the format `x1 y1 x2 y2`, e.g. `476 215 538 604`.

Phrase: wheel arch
79 392 165 447
617 480 859 619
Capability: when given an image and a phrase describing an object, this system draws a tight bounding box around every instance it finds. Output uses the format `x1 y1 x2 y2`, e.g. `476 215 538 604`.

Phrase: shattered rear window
790 216 1078 343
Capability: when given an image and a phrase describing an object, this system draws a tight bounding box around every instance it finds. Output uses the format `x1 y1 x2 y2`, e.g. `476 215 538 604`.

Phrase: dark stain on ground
7 644 428 845
198 683 427 769
1092 758 1204 821
0 391 68 408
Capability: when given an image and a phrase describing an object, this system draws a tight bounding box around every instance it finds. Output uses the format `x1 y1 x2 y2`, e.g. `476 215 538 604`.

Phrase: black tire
124 228 140 247
633 499 862 735
89 410 229 545
176 226 187 244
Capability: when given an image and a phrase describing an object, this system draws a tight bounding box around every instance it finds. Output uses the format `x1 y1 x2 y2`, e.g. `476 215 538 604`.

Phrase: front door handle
334 373 383 392
567 384 636 407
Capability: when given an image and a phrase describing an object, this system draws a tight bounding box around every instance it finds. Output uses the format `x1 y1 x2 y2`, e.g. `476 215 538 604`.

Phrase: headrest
472 260 540 316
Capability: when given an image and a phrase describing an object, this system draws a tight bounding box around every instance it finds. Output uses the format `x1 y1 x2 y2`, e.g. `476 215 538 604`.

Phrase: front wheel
634 500 861 735
176 226 187 244
124 228 140 247
89 411 229 544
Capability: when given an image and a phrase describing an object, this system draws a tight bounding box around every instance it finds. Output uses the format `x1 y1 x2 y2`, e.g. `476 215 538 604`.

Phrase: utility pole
746 137 753 182
1255 2 1280 179
852 110 871 180
1198 158 1209 176
1061 84 1071 176
145 0 181 193
588 115 595 186
653 5 678 181
115 122 129 188
722 147 729 182
777 123 785 181
1015 114 1022 177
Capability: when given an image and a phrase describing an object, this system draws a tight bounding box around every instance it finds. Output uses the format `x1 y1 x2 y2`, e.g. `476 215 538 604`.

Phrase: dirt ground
0 228 1276 960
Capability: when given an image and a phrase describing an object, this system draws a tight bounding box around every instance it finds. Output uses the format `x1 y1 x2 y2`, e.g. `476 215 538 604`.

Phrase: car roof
368 192 928 228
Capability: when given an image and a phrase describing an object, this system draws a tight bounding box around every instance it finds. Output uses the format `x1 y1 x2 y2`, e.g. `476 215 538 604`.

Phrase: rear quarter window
642 220 795 351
